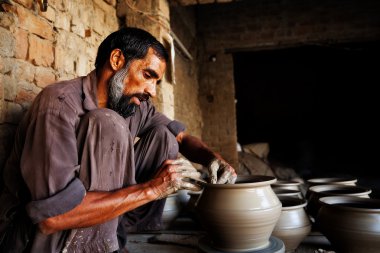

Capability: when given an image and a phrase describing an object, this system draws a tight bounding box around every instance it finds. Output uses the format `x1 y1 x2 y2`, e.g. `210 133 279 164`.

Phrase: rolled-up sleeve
20 88 84 222
25 178 85 224
167 120 186 136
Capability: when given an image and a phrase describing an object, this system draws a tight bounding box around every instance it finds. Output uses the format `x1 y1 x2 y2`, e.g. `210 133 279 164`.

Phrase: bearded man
0 27 236 253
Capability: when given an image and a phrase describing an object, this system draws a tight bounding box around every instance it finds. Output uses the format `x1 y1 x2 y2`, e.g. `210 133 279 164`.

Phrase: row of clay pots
306 184 371 219
163 176 380 253
256 177 377 252
317 196 380 253
303 177 380 253
291 177 380 253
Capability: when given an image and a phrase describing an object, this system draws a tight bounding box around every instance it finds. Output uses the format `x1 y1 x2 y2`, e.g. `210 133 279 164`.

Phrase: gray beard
108 65 138 118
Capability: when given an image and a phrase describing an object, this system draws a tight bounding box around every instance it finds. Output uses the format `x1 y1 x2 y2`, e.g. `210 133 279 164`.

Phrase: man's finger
176 165 198 173
172 158 192 166
216 169 231 184
180 180 202 192
209 160 219 184
227 173 237 184
180 171 202 179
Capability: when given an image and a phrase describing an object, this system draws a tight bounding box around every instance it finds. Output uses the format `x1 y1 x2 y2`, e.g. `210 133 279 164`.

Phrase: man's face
108 48 166 118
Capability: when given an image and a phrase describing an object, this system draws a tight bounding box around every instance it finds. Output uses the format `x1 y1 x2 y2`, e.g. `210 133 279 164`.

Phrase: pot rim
204 175 277 188
308 184 372 196
319 196 380 212
273 180 302 186
307 177 357 185
278 197 307 209
273 188 301 194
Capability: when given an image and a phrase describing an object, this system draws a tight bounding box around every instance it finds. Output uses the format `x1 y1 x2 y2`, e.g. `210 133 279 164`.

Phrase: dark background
233 41 379 180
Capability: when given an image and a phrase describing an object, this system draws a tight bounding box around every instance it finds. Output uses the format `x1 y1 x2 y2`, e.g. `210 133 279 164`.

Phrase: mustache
132 93 150 102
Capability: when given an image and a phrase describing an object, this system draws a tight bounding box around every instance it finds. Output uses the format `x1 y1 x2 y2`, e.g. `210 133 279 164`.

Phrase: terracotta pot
317 196 380 253
272 197 312 252
307 184 371 219
162 193 181 229
196 175 282 252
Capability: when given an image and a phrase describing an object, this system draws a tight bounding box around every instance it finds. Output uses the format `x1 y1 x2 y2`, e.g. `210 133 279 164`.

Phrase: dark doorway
233 42 379 179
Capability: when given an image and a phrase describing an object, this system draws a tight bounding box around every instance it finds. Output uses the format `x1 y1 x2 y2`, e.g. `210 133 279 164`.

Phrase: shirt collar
82 70 99 111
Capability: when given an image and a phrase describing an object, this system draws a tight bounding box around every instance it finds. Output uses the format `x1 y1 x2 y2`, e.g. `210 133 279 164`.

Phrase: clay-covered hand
150 158 202 200
207 158 237 184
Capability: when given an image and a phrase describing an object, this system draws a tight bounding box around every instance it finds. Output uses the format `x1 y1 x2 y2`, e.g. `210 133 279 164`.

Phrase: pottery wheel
198 236 285 253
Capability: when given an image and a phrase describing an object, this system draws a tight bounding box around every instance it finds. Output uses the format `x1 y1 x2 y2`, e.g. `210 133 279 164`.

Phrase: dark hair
95 27 169 72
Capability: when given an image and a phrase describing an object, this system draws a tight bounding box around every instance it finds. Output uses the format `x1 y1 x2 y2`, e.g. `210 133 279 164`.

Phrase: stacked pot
304 177 380 253
272 180 312 252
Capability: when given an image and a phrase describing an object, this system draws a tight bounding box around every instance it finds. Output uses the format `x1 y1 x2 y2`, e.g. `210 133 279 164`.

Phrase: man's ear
109 49 125 71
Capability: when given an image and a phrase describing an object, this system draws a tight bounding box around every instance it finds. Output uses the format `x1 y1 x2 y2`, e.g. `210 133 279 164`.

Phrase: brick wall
197 0 380 168
0 0 206 171
0 0 119 168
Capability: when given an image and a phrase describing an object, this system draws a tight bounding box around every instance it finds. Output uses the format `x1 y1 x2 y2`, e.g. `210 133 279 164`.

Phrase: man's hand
208 158 237 184
150 158 202 199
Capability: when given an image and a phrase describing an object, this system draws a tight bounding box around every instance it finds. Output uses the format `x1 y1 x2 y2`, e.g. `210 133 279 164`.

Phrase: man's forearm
39 180 160 235
178 133 221 166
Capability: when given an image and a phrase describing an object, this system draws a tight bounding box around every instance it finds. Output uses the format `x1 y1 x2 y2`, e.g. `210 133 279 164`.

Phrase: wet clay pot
317 196 380 253
307 184 371 220
196 175 282 252
272 197 311 252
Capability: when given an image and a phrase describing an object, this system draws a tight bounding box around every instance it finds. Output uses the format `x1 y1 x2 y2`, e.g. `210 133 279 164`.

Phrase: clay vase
272 197 312 252
196 175 282 252
161 193 181 229
317 196 380 253
307 184 371 220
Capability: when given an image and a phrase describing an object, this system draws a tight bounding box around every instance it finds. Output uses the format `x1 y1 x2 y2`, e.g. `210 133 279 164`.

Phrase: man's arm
39 160 200 235
176 132 221 167
176 132 237 184
39 181 156 234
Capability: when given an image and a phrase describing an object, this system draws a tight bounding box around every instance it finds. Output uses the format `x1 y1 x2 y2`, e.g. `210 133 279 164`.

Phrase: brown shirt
0 70 184 252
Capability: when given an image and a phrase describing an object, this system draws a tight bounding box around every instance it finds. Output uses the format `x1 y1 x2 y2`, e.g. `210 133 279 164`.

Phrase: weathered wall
0 0 119 169
197 0 380 168
170 4 202 139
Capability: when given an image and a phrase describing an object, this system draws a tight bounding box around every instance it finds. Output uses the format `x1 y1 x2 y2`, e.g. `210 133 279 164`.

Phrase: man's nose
145 82 156 98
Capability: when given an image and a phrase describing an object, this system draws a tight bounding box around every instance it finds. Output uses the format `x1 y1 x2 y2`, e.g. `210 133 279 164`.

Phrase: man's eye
144 72 151 79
